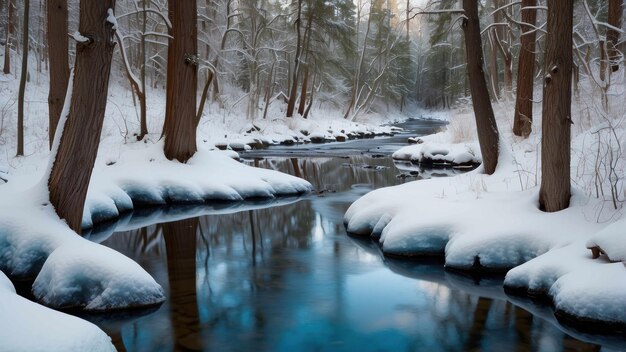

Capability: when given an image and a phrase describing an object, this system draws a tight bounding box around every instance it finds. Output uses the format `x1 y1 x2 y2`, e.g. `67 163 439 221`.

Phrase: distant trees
47 0 70 148
162 0 198 162
48 0 117 233
461 0 499 175
539 0 573 212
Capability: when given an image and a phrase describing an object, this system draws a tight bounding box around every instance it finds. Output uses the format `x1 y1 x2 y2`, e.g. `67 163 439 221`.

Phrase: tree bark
286 0 302 118
297 64 309 116
512 0 537 138
16 0 28 157
461 0 500 175
47 0 70 149
162 0 198 163
48 0 117 233
607 0 622 72
3 0 13 74
539 0 573 212
138 0 148 140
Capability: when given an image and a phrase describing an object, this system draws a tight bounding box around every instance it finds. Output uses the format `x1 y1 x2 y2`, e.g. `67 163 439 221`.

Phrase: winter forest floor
1 49 626 349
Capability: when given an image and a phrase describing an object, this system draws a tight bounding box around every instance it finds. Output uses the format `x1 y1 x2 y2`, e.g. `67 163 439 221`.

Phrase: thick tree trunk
539 0 573 212
48 0 117 233
286 0 302 118
512 0 537 138
47 0 70 149
3 0 13 74
162 0 198 163
607 0 622 72
16 0 28 157
461 0 500 175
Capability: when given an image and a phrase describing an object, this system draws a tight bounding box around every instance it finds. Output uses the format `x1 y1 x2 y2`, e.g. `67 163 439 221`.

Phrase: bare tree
47 0 70 149
48 0 117 233
539 0 573 212
162 0 197 162
16 0 29 157
512 0 537 138
286 0 303 118
461 0 500 174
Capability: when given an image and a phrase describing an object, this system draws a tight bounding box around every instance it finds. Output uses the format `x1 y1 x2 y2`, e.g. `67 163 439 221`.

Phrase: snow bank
344 160 603 272
33 240 164 311
505 241 626 326
83 143 312 227
0 271 115 351
0 187 165 310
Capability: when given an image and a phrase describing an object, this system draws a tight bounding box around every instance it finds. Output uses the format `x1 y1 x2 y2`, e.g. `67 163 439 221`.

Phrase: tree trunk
512 0 537 138
461 0 500 175
286 0 302 118
138 0 148 140
162 0 198 163
3 0 13 74
539 0 573 212
297 65 309 116
196 70 214 126
47 0 69 149
16 0 28 157
599 40 607 82
607 0 622 72
48 0 117 233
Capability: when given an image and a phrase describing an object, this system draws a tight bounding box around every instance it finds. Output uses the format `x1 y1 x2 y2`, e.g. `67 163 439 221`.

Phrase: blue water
85 119 625 351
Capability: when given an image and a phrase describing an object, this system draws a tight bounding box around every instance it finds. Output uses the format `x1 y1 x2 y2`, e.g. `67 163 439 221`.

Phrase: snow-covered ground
345 74 626 328
0 271 116 351
0 46 417 338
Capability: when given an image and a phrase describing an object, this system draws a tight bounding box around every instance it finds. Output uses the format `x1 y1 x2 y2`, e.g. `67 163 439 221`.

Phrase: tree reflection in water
94 155 617 351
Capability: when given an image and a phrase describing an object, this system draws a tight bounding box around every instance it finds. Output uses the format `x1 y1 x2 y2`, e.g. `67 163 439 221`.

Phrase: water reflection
89 121 625 350
91 154 623 351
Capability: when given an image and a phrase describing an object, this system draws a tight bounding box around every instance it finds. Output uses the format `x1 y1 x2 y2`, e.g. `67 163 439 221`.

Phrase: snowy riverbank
345 79 626 330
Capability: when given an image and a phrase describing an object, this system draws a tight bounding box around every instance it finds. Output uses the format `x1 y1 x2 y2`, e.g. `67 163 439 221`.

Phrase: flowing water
85 119 626 351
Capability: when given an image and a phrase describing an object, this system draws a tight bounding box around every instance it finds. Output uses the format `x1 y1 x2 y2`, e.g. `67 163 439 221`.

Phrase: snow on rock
33 240 164 311
392 138 481 167
505 241 626 325
0 271 116 352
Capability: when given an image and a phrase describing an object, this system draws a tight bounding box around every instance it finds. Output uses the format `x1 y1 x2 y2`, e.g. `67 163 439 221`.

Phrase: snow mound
505 241 626 325
33 240 164 311
345 147 605 272
392 141 481 167
0 271 115 352
0 188 166 310
585 218 626 262
83 144 312 227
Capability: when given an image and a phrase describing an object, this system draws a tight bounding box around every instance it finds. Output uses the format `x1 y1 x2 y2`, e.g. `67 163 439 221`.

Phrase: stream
85 118 626 351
